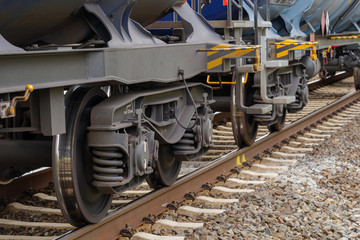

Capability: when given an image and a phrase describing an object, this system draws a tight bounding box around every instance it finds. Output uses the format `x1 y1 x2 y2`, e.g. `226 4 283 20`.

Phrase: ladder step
273 96 295 104
246 104 272 114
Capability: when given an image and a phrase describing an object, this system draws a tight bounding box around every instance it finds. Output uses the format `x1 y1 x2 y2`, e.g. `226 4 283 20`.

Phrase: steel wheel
231 73 258 148
354 67 360 90
53 87 112 227
146 144 181 189
267 106 286 133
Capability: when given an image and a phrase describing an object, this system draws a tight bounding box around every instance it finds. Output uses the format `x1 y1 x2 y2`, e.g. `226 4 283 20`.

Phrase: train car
0 0 358 227
0 0 261 227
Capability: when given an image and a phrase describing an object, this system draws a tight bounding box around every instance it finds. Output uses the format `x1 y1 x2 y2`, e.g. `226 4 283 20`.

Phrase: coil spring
92 148 125 185
172 131 196 155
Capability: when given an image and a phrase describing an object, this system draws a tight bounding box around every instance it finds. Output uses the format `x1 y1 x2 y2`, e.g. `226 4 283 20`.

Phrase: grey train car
0 0 358 227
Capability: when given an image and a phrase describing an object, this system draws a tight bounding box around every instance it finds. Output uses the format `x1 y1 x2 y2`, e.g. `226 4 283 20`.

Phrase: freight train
0 0 359 227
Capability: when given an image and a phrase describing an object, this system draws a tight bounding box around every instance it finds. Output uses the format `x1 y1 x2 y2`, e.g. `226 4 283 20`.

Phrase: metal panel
0 51 88 94
39 88 65 136
0 43 207 94
102 44 207 83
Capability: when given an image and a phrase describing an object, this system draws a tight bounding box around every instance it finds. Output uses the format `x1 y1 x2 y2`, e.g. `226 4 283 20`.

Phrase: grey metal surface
0 140 51 167
315 35 360 50
0 0 178 47
173 3 222 43
89 82 212 144
131 0 181 26
39 88 66 136
0 43 208 94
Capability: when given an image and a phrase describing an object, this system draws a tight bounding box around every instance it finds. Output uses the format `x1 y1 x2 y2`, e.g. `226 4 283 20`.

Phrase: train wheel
267 106 286 133
146 144 181 189
53 87 112 227
231 73 258 148
354 67 360 90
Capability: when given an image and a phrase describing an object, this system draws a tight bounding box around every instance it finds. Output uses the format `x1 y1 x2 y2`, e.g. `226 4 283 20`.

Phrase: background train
0 0 359 227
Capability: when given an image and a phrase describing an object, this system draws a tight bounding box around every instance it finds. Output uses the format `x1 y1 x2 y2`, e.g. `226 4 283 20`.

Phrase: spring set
172 131 197 155
92 147 125 187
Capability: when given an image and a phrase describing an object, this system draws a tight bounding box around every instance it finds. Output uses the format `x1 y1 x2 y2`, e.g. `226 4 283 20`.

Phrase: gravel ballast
184 116 360 240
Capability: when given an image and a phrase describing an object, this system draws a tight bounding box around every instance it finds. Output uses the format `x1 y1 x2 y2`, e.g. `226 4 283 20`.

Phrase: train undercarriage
2 0 360 227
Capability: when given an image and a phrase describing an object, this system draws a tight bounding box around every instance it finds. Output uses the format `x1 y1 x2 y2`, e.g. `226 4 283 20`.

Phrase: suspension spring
172 131 196 155
92 147 125 187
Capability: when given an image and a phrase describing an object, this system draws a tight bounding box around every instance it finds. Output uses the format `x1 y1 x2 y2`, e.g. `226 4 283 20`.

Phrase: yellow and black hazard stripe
271 39 317 61
330 35 360 40
197 43 261 72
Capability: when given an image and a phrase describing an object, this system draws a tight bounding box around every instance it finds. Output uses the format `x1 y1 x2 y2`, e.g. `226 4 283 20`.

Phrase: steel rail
0 168 52 198
60 90 360 240
308 71 353 91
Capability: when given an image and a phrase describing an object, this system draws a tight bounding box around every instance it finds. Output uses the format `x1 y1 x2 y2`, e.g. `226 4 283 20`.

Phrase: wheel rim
268 106 286 133
53 87 112 227
354 67 360 90
231 73 258 148
146 144 181 189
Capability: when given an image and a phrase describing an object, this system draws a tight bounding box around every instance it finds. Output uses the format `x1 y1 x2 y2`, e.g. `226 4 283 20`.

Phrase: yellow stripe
207 49 253 70
207 50 218 56
330 35 358 40
212 44 232 48
277 50 289 58
276 44 313 59
207 44 232 56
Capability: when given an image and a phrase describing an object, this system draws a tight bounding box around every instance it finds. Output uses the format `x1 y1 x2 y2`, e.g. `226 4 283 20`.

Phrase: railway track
0 74 358 239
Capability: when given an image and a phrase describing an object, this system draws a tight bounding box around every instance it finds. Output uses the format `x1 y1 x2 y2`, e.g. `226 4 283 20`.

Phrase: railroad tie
238 170 278 179
212 144 238 149
332 115 352 121
213 129 234 136
0 236 55 240
211 186 254 197
303 132 331 139
211 139 235 144
112 199 132 205
341 110 360 115
316 125 342 131
216 125 232 131
288 141 319 147
131 232 185 240
288 141 302 147
6 202 62 215
257 127 269 133
0 219 74 229
337 112 358 118
193 196 239 207
33 193 57 201
212 135 235 140
122 190 152 197
297 136 325 143
224 179 265 188
311 128 337 134
280 146 313 153
249 164 288 173
261 157 297 166
327 119 350 124
152 219 203 232
176 206 225 218
349 106 360 111
271 151 305 159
